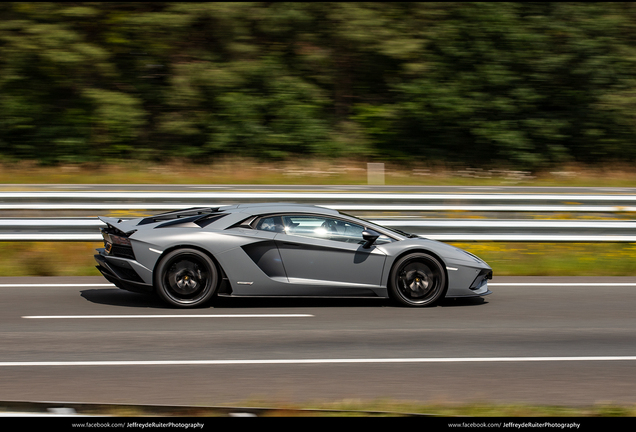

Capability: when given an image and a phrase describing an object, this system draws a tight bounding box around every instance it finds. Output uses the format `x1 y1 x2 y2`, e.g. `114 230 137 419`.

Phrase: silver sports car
95 203 492 308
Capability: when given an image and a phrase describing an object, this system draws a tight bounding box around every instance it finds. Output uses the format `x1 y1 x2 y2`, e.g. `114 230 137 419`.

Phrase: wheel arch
386 247 449 290
153 244 228 285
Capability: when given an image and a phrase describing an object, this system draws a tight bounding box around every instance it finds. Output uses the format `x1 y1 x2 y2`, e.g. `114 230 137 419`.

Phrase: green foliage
2 3 636 168
373 3 636 169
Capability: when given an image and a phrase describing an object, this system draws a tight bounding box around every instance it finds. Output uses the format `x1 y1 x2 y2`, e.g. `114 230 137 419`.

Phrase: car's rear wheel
154 248 218 308
389 253 447 307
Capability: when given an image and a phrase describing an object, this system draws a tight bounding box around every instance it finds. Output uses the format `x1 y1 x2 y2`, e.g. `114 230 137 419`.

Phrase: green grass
263 400 636 416
4 399 634 417
2 242 636 277
451 242 636 276
0 242 101 277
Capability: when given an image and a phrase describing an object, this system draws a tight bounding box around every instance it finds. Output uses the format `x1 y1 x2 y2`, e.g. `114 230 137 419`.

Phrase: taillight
111 235 132 246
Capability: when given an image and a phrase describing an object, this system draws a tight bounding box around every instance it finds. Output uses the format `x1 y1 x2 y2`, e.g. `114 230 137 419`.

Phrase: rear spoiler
98 216 138 236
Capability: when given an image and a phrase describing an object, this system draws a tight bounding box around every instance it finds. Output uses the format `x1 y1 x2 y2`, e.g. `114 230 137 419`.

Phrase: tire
154 248 219 308
388 253 447 307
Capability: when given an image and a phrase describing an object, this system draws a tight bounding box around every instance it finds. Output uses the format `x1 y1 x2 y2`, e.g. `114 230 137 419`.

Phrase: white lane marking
0 284 115 288
1 356 636 367
7 282 636 288
490 283 636 286
22 314 314 319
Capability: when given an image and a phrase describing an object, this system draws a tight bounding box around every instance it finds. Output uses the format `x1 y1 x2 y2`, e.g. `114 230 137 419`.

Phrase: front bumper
445 260 493 298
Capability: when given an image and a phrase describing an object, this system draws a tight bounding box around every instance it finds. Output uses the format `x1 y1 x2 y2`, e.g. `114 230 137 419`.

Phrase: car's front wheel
154 248 218 308
389 253 447 307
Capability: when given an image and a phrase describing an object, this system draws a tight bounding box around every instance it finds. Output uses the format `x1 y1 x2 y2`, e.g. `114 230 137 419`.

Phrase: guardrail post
367 163 385 185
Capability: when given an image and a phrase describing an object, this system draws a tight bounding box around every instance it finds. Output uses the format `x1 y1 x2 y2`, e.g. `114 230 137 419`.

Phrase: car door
271 214 387 293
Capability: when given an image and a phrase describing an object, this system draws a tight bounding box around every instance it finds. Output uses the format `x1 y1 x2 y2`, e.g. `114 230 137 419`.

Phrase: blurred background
2 2 636 169
2 2 636 278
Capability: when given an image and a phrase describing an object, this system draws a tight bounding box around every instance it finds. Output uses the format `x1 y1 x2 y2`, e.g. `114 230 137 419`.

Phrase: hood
401 236 489 266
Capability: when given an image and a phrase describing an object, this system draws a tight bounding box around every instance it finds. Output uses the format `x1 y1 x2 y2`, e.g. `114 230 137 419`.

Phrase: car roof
220 203 341 216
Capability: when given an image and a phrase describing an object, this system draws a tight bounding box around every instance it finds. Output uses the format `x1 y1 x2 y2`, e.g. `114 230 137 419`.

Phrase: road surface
0 276 635 406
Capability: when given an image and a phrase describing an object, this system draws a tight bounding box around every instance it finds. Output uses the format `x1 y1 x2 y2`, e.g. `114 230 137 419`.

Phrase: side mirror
362 230 380 248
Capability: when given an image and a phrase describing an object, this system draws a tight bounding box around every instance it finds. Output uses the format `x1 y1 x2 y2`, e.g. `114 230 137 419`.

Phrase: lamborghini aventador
95 203 492 308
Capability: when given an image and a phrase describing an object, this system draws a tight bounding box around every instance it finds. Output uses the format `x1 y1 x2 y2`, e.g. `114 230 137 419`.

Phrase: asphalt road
1 275 636 406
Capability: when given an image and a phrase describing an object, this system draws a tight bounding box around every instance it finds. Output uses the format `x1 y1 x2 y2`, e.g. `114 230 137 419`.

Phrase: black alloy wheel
154 248 218 307
389 253 447 307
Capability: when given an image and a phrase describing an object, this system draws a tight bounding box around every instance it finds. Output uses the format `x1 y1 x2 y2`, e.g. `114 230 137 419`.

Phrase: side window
254 216 284 233
281 215 366 244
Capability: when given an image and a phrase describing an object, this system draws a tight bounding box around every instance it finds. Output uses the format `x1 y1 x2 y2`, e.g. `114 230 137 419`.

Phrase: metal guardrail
2 193 636 226
2 218 636 242
0 192 636 213
3 191 636 212
2 191 636 241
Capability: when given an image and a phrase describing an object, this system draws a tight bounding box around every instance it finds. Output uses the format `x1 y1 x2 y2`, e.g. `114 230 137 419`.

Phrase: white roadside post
367 162 385 185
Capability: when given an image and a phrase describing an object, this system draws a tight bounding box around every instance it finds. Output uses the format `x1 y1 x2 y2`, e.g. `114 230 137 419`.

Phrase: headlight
461 249 485 263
